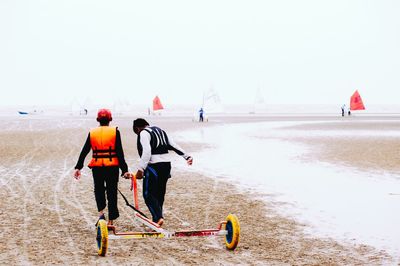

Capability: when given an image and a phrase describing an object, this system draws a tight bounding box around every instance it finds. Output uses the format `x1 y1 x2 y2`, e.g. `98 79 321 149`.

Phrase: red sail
350 90 365 110
153 96 164 111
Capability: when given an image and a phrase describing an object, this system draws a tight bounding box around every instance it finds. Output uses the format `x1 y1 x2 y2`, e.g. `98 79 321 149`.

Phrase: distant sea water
2 104 400 117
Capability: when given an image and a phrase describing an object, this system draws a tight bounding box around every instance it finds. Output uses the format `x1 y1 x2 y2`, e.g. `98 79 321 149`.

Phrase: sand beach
0 114 399 265
3 0 400 264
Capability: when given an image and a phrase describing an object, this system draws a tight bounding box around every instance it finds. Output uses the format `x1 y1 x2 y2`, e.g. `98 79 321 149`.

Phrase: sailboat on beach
192 87 224 121
152 95 164 115
350 90 365 112
113 98 131 116
202 88 223 114
69 97 90 116
17 105 43 115
250 88 266 114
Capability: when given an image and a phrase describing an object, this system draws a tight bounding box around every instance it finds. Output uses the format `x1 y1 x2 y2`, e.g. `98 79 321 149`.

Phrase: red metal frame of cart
96 174 240 256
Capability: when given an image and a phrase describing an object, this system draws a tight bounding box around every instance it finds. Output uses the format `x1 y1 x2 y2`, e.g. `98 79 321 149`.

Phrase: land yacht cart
96 175 240 256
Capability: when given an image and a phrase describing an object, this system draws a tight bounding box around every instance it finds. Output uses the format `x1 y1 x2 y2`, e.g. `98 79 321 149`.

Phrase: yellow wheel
96 219 108 256
224 214 240 250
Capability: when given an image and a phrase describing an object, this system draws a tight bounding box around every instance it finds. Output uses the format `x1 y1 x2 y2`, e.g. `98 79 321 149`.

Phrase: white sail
70 97 85 115
113 98 132 116
202 88 224 114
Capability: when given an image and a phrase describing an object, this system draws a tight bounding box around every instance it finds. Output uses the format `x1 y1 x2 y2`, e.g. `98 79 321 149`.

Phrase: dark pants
143 162 171 222
92 166 119 220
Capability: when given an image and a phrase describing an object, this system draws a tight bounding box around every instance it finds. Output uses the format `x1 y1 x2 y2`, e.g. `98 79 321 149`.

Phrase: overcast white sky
1 0 399 106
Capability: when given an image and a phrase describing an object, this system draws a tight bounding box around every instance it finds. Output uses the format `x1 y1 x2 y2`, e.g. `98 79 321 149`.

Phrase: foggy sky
1 0 399 106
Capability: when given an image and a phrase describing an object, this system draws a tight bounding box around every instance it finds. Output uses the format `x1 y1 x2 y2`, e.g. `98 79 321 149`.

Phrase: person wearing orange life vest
74 109 131 225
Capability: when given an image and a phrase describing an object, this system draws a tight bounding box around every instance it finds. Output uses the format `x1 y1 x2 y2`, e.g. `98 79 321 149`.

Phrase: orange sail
153 96 164 111
350 90 365 110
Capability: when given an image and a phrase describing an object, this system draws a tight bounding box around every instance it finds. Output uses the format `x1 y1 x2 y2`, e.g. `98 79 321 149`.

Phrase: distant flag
153 96 164 111
350 90 365 110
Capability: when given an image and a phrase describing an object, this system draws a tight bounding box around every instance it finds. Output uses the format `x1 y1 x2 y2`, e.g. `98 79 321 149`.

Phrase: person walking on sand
130 118 193 226
74 109 131 226
199 107 204 122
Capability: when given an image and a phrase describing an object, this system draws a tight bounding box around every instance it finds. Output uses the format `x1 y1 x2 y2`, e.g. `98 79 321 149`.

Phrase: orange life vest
88 126 119 167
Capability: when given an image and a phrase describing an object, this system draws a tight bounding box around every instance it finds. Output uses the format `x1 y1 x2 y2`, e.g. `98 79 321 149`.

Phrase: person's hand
186 156 193 166
135 170 144 180
74 169 81 180
123 172 132 179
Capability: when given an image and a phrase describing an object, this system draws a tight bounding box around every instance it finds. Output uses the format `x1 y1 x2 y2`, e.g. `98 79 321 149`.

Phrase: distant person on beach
74 109 131 226
341 105 345 117
199 107 204 122
131 118 193 226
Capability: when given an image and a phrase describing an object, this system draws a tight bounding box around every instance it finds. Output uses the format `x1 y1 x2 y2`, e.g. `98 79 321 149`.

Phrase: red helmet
96 108 112 122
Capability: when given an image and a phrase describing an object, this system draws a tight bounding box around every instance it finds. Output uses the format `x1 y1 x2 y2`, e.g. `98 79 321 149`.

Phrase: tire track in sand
51 130 93 263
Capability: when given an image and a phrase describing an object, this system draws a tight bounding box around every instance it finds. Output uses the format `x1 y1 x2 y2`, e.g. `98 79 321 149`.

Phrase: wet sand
0 115 396 265
281 119 400 175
